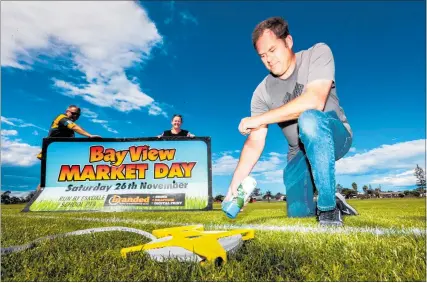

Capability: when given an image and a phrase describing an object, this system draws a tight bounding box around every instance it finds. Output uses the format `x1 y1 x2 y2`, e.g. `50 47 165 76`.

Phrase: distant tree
10 196 21 204
250 188 261 197
336 184 343 194
351 182 358 193
275 193 284 200
1 191 11 204
369 184 372 190
374 188 381 198
264 191 272 203
214 194 224 202
362 185 368 194
249 188 262 202
414 165 426 192
341 188 356 199
25 191 36 203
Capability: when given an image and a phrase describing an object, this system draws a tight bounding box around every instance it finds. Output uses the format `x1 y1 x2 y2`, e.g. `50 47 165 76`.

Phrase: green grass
1 198 426 281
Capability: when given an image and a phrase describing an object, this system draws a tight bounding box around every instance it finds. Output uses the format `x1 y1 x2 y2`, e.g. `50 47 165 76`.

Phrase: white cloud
1 116 48 132
252 152 286 173
370 169 418 187
212 155 238 176
179 11 198 25
164 1 175 24
80 108 118 134
336 139 426 175
1 129 18 136
212 151 287 184
5 185 30 189
1 134 41 167
163 2 198 26
349 147 356 153
3 174 39 180
92 119 108 124
81 108 98 119
32 130 39 136
92 120 118 134
1 116 15 126
2 1 166 115
255 169 283 184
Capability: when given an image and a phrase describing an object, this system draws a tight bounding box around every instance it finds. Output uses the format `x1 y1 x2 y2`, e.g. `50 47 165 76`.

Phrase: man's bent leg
297 110 351 212
283 150 316 217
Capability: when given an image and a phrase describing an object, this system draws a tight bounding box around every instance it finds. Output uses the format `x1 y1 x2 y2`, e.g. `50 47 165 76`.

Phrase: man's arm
69 124 100 138
58 116 101 138
225 125 268 200
257 79 332 124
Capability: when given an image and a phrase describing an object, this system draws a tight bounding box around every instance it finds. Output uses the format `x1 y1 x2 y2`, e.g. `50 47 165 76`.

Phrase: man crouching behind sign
35 105 101 191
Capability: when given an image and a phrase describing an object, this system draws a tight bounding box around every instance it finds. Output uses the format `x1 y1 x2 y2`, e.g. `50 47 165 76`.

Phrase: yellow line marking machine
121 225 254 265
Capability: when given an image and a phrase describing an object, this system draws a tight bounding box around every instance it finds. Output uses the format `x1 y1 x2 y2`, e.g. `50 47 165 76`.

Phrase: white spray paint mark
3 214 425 237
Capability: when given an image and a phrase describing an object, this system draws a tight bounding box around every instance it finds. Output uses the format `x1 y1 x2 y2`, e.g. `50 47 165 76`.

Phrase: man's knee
298 109 325 139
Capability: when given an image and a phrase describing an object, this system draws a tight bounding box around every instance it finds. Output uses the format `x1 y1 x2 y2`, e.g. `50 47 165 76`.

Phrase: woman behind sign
158 114 195 138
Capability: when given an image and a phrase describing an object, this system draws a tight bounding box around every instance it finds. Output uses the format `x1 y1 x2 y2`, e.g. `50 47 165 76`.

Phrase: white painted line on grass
4 214 425 237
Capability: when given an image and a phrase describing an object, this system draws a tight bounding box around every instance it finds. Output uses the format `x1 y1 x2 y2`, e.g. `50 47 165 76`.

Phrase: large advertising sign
23 137 212 212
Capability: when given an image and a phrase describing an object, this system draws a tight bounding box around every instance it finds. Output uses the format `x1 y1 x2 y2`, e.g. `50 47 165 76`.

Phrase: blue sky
1 1 425 197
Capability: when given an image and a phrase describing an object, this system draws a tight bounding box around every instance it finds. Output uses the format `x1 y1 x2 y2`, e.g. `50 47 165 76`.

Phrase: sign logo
104 193 185 206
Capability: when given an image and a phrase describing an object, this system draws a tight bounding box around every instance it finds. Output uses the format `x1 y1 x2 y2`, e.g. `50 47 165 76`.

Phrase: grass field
1 198 426 281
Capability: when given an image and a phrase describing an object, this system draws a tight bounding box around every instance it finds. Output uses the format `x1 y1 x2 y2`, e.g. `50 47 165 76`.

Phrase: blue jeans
284 110 352 217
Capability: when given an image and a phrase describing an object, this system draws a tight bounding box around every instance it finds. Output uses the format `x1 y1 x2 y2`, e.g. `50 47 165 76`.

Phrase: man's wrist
256 115 265 126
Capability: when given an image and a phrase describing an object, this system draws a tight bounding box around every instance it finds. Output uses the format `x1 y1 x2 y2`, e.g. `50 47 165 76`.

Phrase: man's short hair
68 105 81 114
252 17 290 49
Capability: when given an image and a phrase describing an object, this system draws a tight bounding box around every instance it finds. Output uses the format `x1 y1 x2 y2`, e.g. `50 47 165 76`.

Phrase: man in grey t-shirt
223 17 358 226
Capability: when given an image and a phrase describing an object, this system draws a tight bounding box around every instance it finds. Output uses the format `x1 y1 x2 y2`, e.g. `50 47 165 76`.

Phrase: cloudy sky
1 1 425 197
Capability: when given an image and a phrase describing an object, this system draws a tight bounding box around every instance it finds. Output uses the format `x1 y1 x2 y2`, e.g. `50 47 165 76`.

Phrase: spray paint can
222 176 257 219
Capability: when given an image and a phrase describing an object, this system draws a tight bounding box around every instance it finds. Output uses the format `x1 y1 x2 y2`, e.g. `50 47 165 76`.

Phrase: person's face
66 108 80 122
171 116 182 129
255 29 294 77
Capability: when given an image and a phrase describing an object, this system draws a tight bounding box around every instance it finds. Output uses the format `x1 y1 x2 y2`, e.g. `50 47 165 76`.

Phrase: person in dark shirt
44 105 101 138
158 114 195 138
35 105 101 191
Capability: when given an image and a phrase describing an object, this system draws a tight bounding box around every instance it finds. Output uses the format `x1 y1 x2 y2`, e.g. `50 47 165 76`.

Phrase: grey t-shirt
251 43 352 161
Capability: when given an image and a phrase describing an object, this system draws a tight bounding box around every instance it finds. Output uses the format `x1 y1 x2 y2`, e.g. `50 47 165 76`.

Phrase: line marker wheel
120 225 254 265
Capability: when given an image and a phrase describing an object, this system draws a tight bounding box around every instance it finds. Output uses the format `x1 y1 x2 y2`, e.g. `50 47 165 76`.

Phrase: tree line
1 190 36 204
213 164 426 201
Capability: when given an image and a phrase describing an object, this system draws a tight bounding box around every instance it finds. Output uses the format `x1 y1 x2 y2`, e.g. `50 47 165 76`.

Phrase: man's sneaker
335 193 358 216
318 207 343 227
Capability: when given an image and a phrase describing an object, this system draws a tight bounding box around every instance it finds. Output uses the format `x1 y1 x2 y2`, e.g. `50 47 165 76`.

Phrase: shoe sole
335 193 358 215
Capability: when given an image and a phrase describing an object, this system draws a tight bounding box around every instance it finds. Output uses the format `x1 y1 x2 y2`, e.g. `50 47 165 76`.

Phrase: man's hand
187 133 195 138
223 188 238 202
238 117 262 135
89 134 101 138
